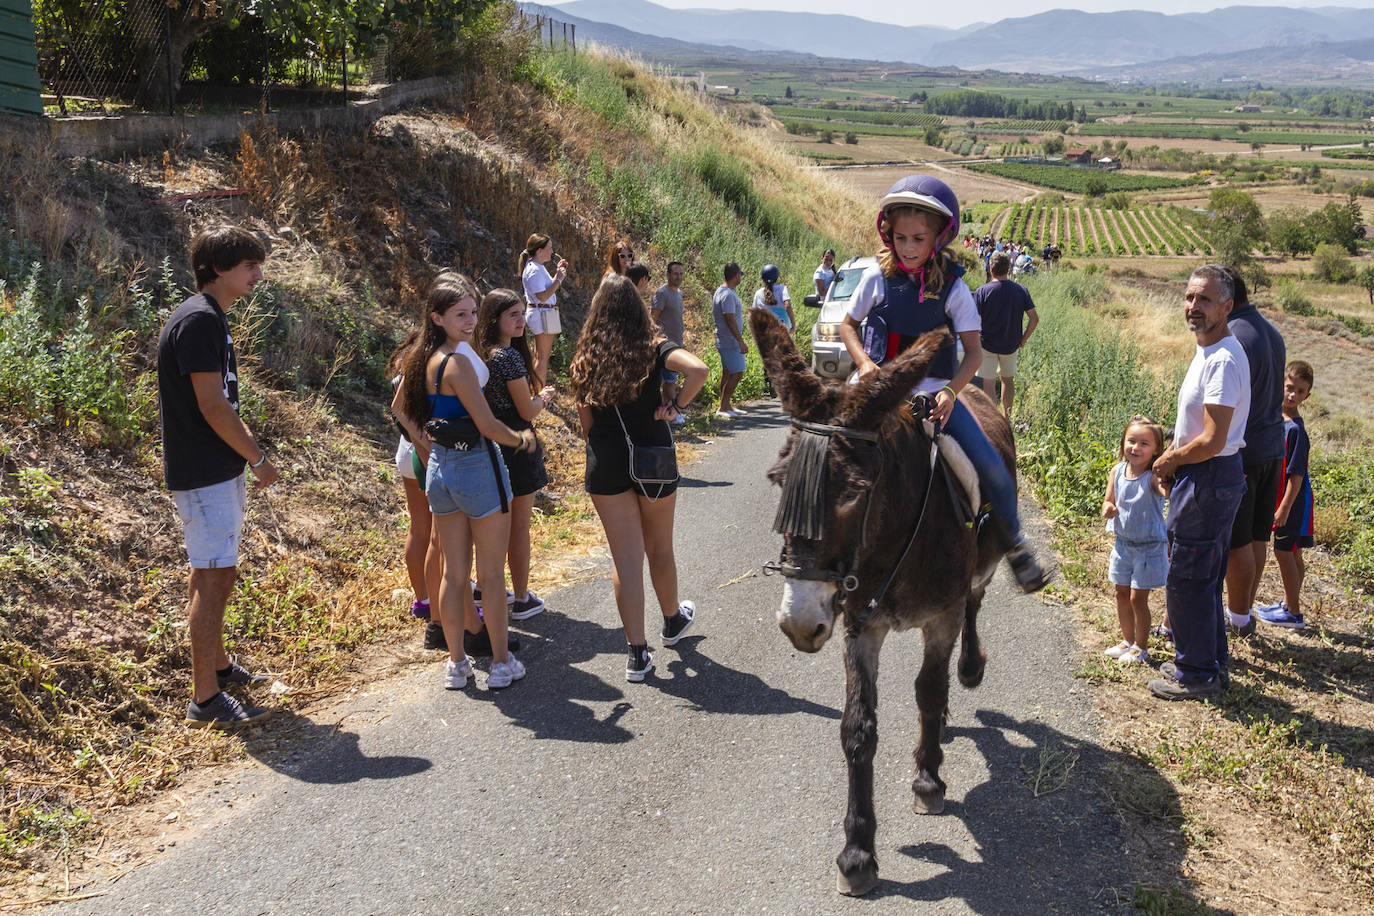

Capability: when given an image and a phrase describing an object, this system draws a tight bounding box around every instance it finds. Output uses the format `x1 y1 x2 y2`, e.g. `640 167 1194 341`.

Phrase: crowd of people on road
155 172 1315 729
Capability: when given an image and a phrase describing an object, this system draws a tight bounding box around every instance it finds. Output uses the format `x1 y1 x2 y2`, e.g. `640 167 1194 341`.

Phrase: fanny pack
616 406 678 501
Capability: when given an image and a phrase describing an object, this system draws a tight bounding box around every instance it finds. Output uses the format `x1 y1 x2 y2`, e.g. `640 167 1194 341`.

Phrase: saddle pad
921 419 981 517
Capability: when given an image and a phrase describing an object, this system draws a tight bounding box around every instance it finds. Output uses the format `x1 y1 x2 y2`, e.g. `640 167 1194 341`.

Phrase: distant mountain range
534 1 1374 82
1081 37 1374 85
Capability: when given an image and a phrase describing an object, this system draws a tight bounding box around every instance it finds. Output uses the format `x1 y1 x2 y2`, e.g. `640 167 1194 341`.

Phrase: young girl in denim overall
1101 416 1169 665
838 174 1048 592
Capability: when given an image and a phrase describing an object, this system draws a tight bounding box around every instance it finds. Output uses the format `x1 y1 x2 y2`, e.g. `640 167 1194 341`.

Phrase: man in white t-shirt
712 262 747 418
1148 264 1251 702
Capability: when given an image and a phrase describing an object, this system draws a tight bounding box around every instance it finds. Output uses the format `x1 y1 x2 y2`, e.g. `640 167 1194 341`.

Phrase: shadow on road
479 608 838 742
244 712 432 784
817 708 1208 912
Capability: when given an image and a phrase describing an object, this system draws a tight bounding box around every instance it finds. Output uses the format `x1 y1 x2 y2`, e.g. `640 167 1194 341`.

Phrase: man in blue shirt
972 253 1038 417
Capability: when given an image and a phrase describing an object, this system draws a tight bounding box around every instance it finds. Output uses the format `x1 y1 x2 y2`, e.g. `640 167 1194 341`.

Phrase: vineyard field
967 161 1199 192
979 120 1070 133
1077 123 1374 145
987 203 1212 257
768 105 943 127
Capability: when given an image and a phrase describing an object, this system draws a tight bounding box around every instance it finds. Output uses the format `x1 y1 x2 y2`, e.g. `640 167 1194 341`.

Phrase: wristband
249 453 267 469
673 399 688 412
940 385 957 401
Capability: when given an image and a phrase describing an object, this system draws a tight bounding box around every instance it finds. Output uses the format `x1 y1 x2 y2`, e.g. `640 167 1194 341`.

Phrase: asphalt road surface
63 403 1155 915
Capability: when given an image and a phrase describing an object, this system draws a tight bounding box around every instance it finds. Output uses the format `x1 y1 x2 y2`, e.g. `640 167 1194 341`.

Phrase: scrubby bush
1275 280 1315 315
1312 243 1355 283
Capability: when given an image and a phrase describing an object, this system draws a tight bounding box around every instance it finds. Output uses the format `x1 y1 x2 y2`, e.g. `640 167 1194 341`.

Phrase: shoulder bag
616 406 678 500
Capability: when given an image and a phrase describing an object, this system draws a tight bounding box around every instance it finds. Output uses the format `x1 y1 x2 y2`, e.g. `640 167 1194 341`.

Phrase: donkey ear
749 309 835 419
842 329 947 429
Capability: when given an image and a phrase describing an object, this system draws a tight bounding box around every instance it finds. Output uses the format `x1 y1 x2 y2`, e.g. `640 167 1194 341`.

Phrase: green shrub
1312 242 1355 284
1275 280 1315 315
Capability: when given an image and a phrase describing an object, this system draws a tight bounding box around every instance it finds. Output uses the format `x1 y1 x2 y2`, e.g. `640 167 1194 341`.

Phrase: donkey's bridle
762 408 942 638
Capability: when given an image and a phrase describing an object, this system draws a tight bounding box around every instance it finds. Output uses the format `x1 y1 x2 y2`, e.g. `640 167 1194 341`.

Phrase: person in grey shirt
712 262 748 418
652 261 688 424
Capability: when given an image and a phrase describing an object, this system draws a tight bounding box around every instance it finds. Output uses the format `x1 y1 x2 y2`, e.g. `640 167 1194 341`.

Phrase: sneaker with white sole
473 582 514 610
509 592 545 621
185 692 270 730
1117 645 1149 665
1103 640 1132 659
626 643 654 682
217 657 270 689
487 655 526 689
445 656 474 689
662 601 696 646
1256 603 1306 629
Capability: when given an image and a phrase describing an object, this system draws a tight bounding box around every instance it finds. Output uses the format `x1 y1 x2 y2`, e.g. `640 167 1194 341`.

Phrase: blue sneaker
1255 603 1305 629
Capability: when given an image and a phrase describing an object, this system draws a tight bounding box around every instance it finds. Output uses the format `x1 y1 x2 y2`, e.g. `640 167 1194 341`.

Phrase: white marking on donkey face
779 579 837 652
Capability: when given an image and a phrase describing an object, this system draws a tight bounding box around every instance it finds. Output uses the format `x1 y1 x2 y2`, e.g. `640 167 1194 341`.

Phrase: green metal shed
0 0 41 116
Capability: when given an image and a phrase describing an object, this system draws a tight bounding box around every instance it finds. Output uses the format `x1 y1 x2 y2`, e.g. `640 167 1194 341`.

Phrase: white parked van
804 256 876 379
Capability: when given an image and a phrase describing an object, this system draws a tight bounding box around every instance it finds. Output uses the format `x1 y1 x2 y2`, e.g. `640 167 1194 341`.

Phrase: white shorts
172 473 247 569
526 306 562 336
978 350 1018 380
395 437 417 480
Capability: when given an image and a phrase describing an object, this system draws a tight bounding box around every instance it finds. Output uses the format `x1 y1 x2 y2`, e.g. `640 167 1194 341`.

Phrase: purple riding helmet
876 175 961 294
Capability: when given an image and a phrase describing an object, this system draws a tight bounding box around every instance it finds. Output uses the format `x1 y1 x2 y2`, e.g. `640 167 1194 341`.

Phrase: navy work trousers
1166 453 1246 683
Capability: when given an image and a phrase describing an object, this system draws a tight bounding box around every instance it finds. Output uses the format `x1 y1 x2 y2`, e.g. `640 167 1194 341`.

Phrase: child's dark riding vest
860 262 965 379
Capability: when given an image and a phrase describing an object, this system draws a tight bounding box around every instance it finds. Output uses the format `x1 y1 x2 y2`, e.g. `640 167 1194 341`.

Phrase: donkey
751 309 1015 896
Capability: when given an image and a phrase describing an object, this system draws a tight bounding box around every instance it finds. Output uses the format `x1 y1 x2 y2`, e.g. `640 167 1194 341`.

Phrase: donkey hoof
913 790 945 815
836 849 878 896
958 647 987 688
836 864 879 897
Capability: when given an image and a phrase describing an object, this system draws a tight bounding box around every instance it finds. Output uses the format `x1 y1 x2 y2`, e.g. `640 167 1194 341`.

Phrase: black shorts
584 434 678 499
498 436 549 498
1273 531 1314 552
1230 458 1284 550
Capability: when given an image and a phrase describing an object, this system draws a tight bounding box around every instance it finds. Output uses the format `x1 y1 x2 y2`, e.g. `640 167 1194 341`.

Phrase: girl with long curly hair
477 288 556 622
393 273 538 692
571 275 709 682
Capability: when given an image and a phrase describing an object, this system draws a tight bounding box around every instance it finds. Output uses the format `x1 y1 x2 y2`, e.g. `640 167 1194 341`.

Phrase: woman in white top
519 233 568 388
814 248 836 297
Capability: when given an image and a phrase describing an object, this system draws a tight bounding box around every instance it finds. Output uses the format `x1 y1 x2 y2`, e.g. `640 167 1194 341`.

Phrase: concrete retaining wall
1 75 466 158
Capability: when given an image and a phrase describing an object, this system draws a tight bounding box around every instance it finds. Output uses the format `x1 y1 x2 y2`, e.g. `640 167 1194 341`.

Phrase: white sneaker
728 409 746 417
715 411 734 420
487 655 526 689
1103 640 1132 659
445 656 473 689
1117 646 1148 665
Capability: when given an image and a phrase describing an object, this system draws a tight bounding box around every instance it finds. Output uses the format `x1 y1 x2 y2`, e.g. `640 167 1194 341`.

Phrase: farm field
987 201 1212 256
966 161 1200 193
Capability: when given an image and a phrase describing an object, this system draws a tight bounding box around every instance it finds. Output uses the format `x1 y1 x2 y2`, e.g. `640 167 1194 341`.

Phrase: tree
784 85 793 99
1307 195 1366 254
1041 134 1065 157
1266 208 1315 258
1358 264 1374 305
1084 176 1109 198
1206 188 1265 266
923 125 944 147
844 132 858 145
1312 243 1355 283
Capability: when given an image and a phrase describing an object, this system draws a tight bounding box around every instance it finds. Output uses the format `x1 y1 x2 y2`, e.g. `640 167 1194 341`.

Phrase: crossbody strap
428 351 458 420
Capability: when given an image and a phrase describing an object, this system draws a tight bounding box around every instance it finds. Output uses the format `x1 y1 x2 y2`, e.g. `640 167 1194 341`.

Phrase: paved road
64 403 1162 915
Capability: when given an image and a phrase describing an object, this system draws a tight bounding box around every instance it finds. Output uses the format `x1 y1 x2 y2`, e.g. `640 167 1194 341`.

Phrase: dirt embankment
0 77 650 889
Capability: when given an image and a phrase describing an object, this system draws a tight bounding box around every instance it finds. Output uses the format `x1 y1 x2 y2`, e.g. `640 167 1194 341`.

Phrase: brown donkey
751 310 1014 896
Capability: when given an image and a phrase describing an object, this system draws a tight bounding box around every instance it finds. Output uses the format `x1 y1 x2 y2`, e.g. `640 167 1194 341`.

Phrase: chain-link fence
35 0 369 117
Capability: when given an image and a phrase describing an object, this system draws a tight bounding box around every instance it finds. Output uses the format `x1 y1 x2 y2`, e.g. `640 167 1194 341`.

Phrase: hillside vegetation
0 33 866 881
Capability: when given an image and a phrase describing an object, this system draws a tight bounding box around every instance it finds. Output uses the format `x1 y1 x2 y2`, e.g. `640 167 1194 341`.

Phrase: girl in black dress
478 289 557 622
570 276 708 682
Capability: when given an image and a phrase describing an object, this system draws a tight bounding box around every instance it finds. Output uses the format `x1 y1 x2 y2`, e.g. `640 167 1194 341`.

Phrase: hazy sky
577 0 1341 30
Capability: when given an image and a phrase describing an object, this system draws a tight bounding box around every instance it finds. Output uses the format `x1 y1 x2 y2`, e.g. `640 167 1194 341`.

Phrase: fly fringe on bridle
773 420 879 542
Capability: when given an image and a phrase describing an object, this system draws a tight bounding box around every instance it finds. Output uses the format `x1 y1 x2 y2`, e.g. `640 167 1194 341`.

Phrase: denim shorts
1109 536 1168 590
717 345 747 374
172 473 247 569
425 441 511 518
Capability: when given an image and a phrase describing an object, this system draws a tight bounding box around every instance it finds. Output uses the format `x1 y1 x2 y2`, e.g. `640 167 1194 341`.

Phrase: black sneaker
1006 544 1052 594
626 643 654 683
661 601 697 646
185 692 270 730
1147 674 1219 701
423 621 448 651
462 626 520 658
217 658 269 690
509 592 546 621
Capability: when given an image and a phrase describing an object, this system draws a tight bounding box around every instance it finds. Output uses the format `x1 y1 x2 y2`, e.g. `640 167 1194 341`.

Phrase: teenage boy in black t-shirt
158 225 278 729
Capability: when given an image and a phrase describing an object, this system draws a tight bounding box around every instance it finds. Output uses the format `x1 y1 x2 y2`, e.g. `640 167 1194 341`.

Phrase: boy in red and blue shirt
1257 360 1314 629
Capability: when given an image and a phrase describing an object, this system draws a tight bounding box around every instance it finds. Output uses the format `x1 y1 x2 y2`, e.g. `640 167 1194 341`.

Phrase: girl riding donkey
838 175 1049 593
